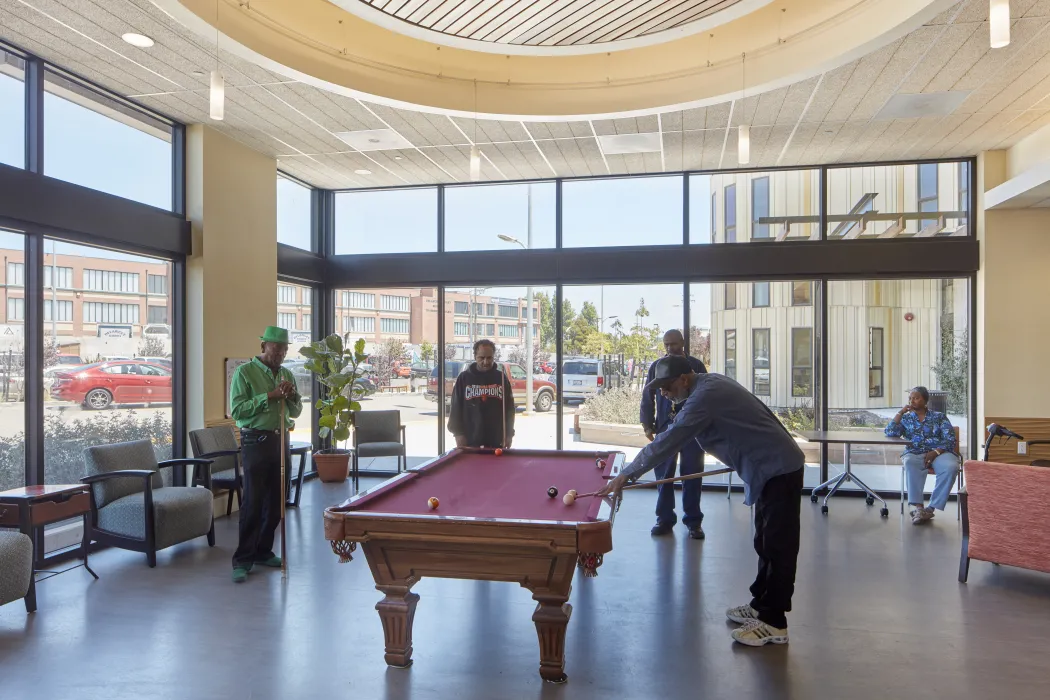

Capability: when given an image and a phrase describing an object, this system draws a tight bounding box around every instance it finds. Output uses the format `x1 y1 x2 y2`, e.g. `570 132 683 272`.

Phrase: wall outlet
1018 441 1028 455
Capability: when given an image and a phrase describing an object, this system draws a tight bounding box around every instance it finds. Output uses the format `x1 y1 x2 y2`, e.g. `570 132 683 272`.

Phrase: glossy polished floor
1 479 1047 700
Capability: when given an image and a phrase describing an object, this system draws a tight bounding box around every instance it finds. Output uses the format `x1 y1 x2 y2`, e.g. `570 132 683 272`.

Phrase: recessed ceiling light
121 33 155 48
394 156 403 160
191 70 205 77
354 169 372 175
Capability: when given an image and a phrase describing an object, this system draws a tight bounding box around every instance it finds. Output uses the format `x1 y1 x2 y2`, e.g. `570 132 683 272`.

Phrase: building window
342 291 375 310
753 282 770 308
147 273 167 295
918 163 938 231
45 266 73 289
725 329 737 380
725 283 737 310
380 294 410 312
486 323 495 335
84 269 139 293
752 329 770 396
454 321 469 336
344 316 375 334
278 285 296 304
6 262 24 287
869 327 884 398
498 324 519 338
454 301 469 315
44 300 74 322
752 176 770 239
710 191 717 243
302 313 312 330
791 328 813 397
473 302 484 315
147 305 168 324
498 305 519 318
83 302 139 324
724 184 737 243
958 161 969 214
302 288 312 305
486 303 495 316
7 298 24 321
380 317 409 334
277 312 297 330
792 281 812 306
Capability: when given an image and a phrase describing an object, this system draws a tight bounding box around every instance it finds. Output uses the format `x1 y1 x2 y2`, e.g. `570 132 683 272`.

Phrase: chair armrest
195 449 241 459
400 425 406 446
160 458 214 489
81 470 156 484
159 458 214 470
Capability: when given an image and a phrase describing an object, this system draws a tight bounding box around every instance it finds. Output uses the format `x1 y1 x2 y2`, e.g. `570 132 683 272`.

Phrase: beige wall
978 207 1050 418
186 125 277 431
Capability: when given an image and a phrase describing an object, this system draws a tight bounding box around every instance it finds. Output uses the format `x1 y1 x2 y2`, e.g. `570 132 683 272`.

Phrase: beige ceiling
353 0 754 47
1 0 1050 189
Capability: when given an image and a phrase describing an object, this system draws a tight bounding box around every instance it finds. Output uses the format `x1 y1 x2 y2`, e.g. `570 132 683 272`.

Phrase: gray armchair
81 439 215 568
0 531 33 613
353 410 407 490
189 426 242 516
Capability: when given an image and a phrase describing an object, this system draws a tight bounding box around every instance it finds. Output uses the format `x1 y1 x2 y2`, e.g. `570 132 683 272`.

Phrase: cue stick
279 397 287 580
575 467 734 499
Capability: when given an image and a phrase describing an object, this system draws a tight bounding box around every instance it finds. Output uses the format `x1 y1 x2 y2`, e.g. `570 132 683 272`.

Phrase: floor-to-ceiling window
563 283 683 461
277 281 317 447
444 285 555 451
334 188 437 255
562 176 682 248
0 229 26 491
277 174 313 251
826 278 970 493
333 286 439 472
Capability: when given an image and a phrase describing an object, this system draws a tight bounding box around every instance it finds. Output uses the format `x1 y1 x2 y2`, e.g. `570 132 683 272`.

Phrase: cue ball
494 448 503 456
547 486 558 499
427 497 439 509
563 493 576 505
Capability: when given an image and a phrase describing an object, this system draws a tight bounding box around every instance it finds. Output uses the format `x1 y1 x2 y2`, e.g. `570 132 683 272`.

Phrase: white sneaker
731 619 789 647
911 507 933 525
725 603 760 624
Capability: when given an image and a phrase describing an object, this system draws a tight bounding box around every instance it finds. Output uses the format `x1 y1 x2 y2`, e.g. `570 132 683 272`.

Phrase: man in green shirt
229 326 303 583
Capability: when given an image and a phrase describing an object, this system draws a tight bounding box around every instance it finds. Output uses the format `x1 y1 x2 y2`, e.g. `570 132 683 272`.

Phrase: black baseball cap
643 355 694 393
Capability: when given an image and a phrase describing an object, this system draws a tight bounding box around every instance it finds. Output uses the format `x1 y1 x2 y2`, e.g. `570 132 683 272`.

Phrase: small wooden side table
0 484 99 612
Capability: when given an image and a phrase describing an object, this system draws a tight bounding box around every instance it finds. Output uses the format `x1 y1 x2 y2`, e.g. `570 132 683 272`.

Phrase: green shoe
256 556 282 568
232 566 250 583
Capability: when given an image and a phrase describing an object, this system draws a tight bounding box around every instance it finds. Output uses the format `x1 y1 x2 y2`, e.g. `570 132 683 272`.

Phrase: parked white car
561 358 607 403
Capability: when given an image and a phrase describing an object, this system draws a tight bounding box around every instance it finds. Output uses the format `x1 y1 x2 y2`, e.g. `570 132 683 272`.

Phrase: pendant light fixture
990 0 1010 49
210 1 224 121
737 53 750 165
469 80 481 181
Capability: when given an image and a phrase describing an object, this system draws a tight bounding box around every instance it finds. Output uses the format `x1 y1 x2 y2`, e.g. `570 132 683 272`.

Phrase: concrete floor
1 478 1048 700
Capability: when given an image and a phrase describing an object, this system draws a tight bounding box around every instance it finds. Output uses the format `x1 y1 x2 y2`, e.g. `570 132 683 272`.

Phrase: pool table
323 447 624 683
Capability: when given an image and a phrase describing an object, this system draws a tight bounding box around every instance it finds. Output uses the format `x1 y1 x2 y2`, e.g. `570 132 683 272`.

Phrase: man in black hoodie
448 339 515 448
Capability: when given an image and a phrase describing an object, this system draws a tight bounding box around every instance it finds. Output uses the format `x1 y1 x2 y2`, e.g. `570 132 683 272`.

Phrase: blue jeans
903 452 959 511
653 437 704 528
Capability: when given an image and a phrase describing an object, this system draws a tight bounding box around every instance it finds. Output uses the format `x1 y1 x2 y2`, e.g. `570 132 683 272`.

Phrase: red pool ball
494 448 503 456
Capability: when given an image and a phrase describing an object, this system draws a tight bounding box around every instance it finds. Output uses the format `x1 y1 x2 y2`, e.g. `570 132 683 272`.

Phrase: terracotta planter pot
314 450 351 483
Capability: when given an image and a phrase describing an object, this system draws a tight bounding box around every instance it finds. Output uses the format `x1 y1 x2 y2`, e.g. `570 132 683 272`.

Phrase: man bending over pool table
599 356 805 647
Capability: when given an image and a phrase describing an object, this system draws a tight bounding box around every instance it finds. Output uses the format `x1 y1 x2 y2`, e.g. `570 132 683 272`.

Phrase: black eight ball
547 486 559 499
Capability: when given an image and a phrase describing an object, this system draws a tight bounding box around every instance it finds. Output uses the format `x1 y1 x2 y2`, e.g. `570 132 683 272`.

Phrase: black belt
241 428 279 437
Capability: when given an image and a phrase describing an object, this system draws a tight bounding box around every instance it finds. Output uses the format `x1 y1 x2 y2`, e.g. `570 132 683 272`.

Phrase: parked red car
50 360 172 410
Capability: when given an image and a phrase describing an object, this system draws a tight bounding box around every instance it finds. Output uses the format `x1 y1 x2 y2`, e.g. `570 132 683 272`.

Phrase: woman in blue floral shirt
885 386 959 525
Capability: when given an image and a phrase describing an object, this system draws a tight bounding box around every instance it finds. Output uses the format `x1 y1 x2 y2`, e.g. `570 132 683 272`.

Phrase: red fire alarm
904 312 915 321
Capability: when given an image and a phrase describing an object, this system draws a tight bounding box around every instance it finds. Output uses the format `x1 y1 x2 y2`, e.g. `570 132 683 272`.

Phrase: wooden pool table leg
376 584 419 668
531 593 572 683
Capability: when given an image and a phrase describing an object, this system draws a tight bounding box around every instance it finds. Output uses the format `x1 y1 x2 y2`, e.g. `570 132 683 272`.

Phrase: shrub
776 405 815 432
579 387 645 425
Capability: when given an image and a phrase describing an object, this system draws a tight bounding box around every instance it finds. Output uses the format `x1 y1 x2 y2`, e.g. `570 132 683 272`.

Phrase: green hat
260 326 289 344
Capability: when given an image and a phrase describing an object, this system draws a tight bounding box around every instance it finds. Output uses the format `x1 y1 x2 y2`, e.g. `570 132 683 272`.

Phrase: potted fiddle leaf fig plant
300 334 369 482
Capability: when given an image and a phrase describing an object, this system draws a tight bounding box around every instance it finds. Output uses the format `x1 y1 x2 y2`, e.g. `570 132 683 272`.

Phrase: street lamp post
497 184 534 415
